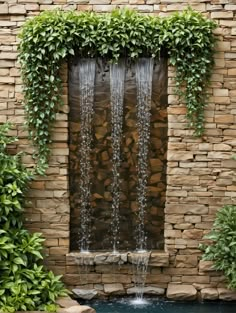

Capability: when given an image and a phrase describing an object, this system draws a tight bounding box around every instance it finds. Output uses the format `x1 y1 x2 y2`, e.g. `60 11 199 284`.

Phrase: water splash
110 60 126 253
132 251 151 301
135 58 154 251
78 58 96 252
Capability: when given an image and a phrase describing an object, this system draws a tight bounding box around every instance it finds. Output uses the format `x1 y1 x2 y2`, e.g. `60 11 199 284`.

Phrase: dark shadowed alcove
69 57 167 251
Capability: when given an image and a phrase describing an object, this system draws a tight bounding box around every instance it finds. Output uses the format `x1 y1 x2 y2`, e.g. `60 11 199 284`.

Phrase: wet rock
167 284 197 301
72 289 98 300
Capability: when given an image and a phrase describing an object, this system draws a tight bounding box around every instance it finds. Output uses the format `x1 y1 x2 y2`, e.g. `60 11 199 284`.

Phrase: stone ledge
67 251 169 267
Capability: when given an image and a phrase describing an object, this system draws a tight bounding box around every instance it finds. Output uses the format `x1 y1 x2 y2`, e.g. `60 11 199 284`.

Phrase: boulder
56 297 79 308
72 289 97 300
200 288 218 300
218 288 236 301
167 284 197 301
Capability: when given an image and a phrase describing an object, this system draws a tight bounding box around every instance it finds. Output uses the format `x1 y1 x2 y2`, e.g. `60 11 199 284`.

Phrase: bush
200 205 236 289
0 123 67 312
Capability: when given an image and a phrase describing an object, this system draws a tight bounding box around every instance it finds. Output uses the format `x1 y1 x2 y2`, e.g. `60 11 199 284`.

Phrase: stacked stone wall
1 0 236 300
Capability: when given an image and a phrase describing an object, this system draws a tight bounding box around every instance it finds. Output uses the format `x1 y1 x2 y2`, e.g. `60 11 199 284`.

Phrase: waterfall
110 60 126 253
135 58 154 252
78 58 96 252
132 58 154 302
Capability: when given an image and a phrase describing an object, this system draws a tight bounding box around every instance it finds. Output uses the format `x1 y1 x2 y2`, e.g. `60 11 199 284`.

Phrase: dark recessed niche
69 57 167 252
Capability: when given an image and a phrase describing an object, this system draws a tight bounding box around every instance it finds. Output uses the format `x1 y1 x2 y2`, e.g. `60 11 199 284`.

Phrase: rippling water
89 298 236 313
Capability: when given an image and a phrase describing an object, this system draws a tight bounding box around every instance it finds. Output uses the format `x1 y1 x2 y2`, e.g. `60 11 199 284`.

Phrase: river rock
167 284 197 300
72 289 98 300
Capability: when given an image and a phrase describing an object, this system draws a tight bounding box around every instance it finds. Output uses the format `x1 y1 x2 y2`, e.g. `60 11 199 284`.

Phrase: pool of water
89 298 236 313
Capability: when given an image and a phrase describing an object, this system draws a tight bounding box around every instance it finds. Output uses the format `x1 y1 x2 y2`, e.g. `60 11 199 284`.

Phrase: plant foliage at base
0 123 67 312
200 205 236 290
19 8 216 173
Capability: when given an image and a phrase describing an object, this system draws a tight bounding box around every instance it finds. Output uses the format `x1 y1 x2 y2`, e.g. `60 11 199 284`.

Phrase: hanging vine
18 8 216 174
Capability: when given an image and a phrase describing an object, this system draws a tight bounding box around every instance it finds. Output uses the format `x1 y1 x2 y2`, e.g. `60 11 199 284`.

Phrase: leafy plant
0 123 67 312
18 8 217 173
200 205 236 289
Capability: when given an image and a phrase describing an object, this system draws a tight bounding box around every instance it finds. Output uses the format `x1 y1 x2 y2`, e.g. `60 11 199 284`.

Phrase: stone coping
67 250 169 267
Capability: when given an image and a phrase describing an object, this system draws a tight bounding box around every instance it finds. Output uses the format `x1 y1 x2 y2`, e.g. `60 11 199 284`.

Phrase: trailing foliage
0 123 67 312
19 8 216 173
200 205 236 290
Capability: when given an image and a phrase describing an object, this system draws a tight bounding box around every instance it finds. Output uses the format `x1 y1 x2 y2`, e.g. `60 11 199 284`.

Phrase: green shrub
200 205 236 289
0 123 67 312
18 8 217 173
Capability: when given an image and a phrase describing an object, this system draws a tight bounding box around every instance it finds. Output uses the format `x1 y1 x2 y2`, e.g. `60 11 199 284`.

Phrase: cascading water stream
133 58 154 301
135 58 154 251
110 60 126 253
78 59 96 253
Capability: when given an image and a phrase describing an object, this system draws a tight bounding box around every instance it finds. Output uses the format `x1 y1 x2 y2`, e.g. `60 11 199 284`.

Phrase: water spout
78 58 96 252
110 60 126 253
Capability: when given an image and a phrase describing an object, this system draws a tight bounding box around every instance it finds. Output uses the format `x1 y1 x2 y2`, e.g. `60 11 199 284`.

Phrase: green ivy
0 123 68 312
200 205 236 290
18 8 216 173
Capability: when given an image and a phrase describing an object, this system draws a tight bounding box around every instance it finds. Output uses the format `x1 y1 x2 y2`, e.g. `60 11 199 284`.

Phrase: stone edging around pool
67 251 169 267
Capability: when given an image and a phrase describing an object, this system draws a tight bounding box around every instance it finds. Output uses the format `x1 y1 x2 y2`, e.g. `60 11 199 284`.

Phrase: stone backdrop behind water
69 58 167 251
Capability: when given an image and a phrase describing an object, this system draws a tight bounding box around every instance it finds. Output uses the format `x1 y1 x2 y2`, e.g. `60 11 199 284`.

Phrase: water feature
110 60 126 253
135 58 154 251
87 298 236 313
132 58 154 301
78 58 96 252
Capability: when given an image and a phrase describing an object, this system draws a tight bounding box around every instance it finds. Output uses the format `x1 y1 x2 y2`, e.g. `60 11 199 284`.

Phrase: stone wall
1 0 236 301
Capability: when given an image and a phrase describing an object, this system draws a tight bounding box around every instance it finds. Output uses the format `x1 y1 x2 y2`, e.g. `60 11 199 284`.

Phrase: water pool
89 298 236 313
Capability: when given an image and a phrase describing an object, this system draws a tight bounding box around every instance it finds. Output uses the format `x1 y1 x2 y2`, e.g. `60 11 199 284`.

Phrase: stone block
0 4 8 14
175 255 198 268
167 284 197 301
218 288 236 301
199 260 215 272
167 151 193 161
201 288 219 300
104 283 124 294
9 4 26 14
182 229 203 239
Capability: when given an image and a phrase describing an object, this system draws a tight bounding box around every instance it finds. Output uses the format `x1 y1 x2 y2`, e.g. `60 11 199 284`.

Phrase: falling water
78 59 96 252
133 58 154 301
135 58 154 251
110 60 126 253
131 251 151 302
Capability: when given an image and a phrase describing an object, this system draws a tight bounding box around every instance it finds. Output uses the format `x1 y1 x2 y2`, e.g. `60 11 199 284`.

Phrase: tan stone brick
167 151 193 161
182 229 203 239
211 11 233 19
175 255 198 268
164 229 182 238
49 247 69 255
168 176 199 186
0 3 8 14
213 143 231 151
228 68 236 76
9 4 26 14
